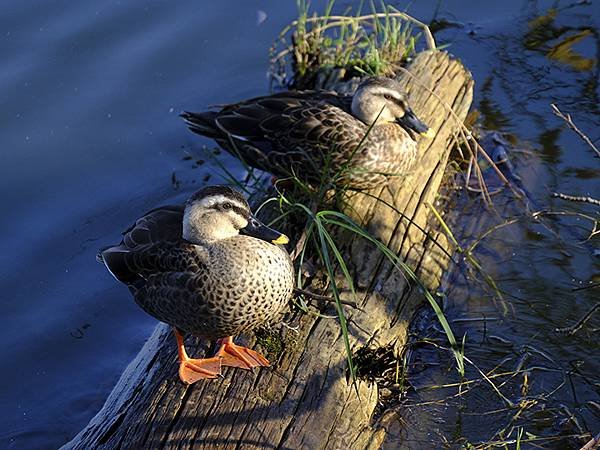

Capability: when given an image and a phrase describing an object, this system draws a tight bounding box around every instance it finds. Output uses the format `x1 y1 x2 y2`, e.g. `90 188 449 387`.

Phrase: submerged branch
554 302 600 336
552 192 600 206
572 282 600 292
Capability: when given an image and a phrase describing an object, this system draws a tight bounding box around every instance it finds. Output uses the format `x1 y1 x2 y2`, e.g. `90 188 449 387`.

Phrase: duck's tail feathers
96 245 112 263
98 246 140 285
180 111 220 139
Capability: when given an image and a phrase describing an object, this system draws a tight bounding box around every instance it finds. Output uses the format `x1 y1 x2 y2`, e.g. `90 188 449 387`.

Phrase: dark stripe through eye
383 93 405 108
231 205 249 218
211 202 249 219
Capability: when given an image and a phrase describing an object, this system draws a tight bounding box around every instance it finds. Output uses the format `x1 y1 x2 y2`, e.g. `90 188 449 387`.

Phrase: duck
181 77 433 189
98 185 295 384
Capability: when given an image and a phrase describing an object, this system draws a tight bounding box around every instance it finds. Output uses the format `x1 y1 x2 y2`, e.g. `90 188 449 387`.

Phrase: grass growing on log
254 171 466 382
257 187 360 383
270 0 525 208
254 328 285 360
270 0 435 88
320 207 466 376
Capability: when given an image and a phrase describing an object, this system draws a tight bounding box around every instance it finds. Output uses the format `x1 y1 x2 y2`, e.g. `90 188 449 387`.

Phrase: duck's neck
182 211 239 244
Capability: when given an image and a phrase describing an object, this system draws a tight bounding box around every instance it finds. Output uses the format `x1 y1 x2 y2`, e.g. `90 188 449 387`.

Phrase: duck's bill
397 109 432 137
241 214 289 245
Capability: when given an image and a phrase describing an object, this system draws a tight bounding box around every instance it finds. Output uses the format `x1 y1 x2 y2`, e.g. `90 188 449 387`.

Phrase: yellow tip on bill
272 234 289 245
421 128 436 139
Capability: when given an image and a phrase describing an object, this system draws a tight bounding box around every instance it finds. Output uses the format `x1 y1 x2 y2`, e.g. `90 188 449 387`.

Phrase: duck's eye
383 94 394 101
221 202 233 210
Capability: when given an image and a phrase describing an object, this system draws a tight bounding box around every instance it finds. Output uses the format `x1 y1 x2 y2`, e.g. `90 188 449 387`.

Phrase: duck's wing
130 270 212 331
120 204 183 245
99 205 205 288
181 91 364 177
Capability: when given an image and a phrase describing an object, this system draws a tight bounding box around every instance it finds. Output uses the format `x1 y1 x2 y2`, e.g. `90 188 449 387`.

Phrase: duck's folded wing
99 205 203 287
133 271 210 326
181 91 360 174
121 205 184 247
257 100 367 173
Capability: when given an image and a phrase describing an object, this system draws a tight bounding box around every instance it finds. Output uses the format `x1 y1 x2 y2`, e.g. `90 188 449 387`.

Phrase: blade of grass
314 217 359 389
319 211 464 375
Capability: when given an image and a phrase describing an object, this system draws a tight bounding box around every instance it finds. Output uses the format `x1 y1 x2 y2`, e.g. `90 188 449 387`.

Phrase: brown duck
98 185 294 384
181 77 432 189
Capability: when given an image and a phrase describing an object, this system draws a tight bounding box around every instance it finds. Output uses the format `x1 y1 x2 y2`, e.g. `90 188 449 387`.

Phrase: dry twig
580 431 600 450
551 104 600 159
293 287 360 309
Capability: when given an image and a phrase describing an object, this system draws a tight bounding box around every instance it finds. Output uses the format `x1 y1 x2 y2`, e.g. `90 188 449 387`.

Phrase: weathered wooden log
62 50 473 450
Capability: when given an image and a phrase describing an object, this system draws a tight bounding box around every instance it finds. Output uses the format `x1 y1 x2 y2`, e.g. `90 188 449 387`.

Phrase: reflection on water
479 77 513 131
525 8 597 72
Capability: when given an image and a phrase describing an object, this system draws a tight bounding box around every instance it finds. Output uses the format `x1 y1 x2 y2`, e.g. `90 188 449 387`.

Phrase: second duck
181 77 432 189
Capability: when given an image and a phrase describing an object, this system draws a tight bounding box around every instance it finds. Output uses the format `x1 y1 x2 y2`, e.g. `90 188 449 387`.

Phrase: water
384 2 600 447
0 1 598 449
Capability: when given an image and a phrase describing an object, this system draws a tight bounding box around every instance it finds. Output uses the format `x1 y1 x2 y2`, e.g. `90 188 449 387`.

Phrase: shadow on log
62 50 473 450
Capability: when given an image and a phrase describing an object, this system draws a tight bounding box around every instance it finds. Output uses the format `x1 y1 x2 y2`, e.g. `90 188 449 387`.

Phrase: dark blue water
1 1 598 449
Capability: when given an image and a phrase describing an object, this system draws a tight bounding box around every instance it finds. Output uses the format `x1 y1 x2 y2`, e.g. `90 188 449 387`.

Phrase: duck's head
183 185 289 245
351 77 433 139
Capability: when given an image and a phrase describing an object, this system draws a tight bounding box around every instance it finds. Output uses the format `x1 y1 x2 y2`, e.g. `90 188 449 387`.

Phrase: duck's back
182 91 369 179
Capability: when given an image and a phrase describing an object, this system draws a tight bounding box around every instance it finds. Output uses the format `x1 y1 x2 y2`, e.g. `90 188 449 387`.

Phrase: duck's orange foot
178 356 222 384
215 336 270 370
173 328 222 384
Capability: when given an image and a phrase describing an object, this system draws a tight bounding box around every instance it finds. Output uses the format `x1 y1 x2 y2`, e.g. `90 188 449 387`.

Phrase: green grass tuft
270 0 435 89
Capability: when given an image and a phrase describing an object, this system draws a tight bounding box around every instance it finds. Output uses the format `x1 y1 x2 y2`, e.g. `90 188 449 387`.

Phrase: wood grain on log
62 50 473 450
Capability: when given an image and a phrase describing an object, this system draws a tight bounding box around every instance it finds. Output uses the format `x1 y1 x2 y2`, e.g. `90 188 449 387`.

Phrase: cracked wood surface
62 51 473 450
